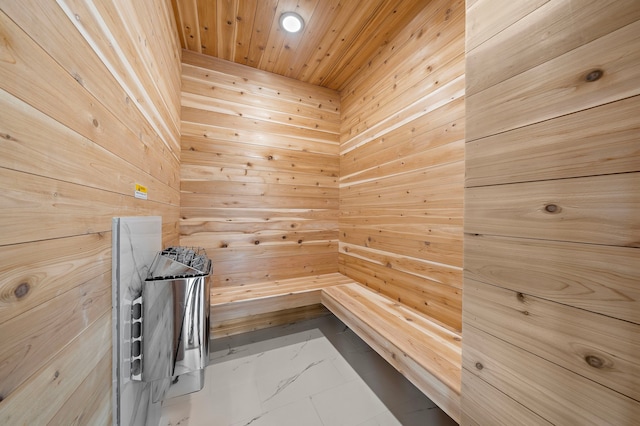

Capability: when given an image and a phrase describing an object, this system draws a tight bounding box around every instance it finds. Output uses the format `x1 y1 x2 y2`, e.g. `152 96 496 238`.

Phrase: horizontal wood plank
205 253 339 287
57 0 181 155
211 273 354 322
339 242 462 289
464 278 640 401
181 50 341 102
467 19 640 141
465 173 640 247
322 283 461 422
0 10 180 188
0 312 111 425
212 304 331 338
340 226 463 268
465 0 549 53
1 0 181 181
0 90 179 205
339 256 462 331
0 233 111 324
340 100 464 181
466 95 640 186
341 74 465 155
461 369 552 426
181 122 339 155
0 168 180 246
466 0 640 96
465 234 640 324
463 325 640 425
0 272 110 400
48 350 112 425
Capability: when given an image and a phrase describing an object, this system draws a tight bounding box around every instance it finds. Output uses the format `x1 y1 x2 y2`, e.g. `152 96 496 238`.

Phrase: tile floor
160 314 457 426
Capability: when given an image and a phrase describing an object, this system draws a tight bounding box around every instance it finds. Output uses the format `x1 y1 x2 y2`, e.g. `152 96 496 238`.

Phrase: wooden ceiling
170 0 427 90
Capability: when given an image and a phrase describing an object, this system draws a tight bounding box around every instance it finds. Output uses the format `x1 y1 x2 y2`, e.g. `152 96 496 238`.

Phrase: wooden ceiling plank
282 0 342 79
326 0 429 90
216 0 240 61
197 0 218 56
173 0 435 89
309 0 396 86
258 0 300 72
245 0 279 68
233 0 259 64
271 0 322 77
292 0 362 84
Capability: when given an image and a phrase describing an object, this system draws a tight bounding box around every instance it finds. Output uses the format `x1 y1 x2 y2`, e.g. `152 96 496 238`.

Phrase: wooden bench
210 272 462 423
210 272 356 336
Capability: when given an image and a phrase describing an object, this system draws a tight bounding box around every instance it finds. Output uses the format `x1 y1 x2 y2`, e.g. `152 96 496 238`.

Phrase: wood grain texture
465 278 640 402
48 350 112 426
466 95 640 187
465 0 549 53
0 1 180 423
0 9 180 188
322 283 462 423
461 369 552 426
0 312 112 425
0 90 179 206
466 0 640 96
0 273 110 402
339 256 462 332
172 0 427 89
211 272 354 324
465 234 640 325
0 167 180 247
0 233 110 324
463 325 640 425
465 173 640 247
179 51 339 286
57 0 181 155
212 304 331 338
463 1 640 422
467 18 640 141
339 0 465 333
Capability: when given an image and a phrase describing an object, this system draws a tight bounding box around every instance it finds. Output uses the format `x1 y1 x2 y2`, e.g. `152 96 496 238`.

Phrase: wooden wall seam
462 0 640 423
339 0 465 332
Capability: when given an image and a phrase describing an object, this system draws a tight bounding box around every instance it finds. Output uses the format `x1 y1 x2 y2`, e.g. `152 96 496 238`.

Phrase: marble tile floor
160 314 457 426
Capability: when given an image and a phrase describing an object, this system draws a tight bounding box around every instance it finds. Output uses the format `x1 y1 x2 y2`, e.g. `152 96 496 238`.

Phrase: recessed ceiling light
280 12 304 33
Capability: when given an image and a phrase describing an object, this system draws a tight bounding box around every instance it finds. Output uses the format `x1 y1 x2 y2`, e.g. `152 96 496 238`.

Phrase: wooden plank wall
0 1 181 424
338 0 465 332
462 1 640 424
179 51 341 287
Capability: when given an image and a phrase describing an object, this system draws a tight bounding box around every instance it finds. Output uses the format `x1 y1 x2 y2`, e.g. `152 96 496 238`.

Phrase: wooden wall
0 1 181 424
179 51 340 287
338 0 465 331
462 1 640 424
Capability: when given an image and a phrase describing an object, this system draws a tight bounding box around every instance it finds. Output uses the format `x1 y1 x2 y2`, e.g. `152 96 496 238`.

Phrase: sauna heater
130 246 212 402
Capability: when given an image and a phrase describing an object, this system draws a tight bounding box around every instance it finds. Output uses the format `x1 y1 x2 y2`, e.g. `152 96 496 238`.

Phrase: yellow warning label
135 184 148 200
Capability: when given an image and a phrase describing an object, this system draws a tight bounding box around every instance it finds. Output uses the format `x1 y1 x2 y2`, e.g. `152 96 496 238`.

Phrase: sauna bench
210 272 462 423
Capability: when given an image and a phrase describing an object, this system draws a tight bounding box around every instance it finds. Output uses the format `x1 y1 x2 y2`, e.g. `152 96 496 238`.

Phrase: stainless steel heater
130 246 212 402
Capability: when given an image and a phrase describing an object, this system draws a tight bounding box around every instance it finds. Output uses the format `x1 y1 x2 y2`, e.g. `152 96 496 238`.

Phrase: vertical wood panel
0 1 181 423
339 0 465 332
463 1 640 423
179 52 339 287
